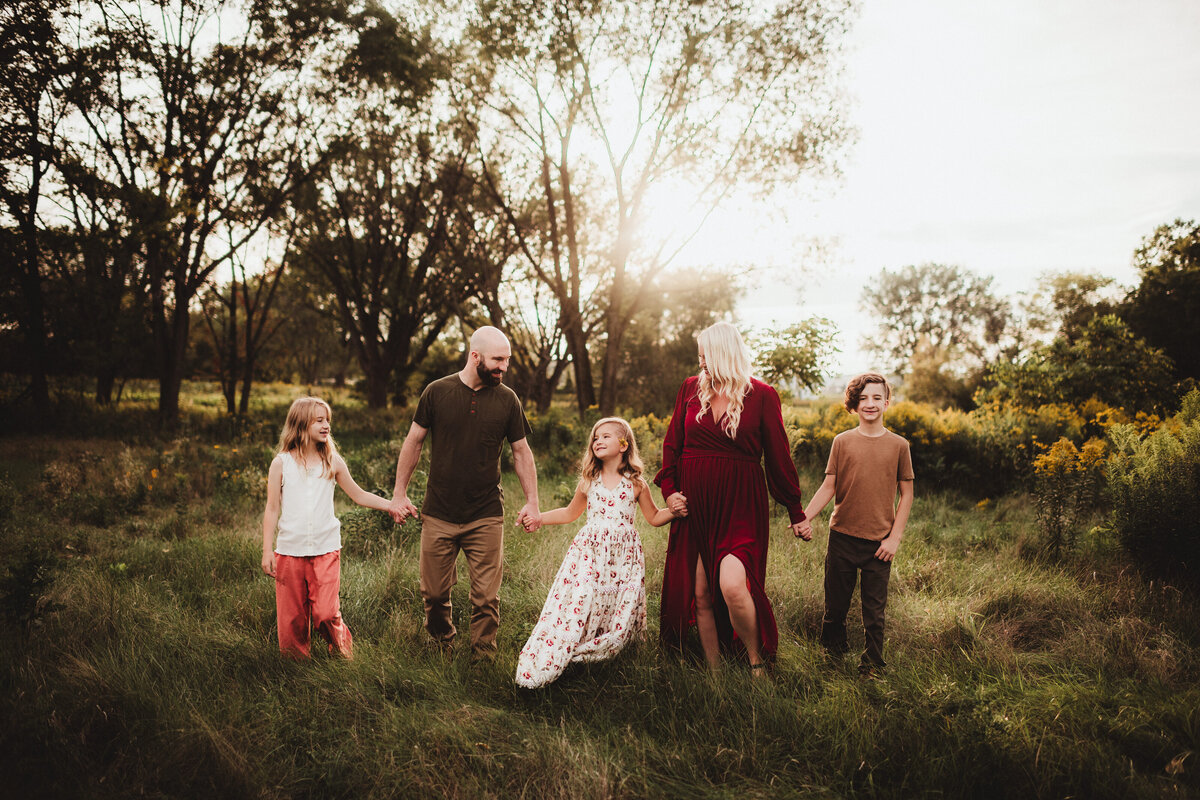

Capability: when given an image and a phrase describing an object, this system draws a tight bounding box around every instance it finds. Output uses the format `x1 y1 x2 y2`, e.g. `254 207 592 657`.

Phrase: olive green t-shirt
413 374 532 524
826 428 915 541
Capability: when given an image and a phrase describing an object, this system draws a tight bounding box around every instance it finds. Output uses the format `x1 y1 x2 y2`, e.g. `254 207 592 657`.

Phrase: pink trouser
274 550 352 659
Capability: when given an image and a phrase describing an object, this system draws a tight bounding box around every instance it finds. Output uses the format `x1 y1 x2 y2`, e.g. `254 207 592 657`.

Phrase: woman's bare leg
718 553 765 671
693 556 720 671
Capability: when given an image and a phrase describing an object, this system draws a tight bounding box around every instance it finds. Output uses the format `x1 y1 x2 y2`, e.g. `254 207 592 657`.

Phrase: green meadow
1 384 1197 798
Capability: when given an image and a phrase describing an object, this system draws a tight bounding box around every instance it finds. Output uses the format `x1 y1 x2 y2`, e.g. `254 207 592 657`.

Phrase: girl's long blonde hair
276 396 338 477
696 321 753 439
579 417 645 484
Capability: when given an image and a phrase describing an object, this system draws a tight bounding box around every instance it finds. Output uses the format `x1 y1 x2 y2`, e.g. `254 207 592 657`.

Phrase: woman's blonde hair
579 417 645 483
696 321 753 439
277 396 338 477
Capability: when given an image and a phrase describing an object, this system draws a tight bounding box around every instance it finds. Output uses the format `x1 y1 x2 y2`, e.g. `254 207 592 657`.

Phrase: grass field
1 384 1197 798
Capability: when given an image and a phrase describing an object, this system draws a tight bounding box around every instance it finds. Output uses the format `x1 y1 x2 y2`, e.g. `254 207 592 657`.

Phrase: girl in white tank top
260 397 393 658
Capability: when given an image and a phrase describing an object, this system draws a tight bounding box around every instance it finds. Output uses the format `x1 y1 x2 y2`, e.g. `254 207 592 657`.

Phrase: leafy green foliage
748 318 839 395
860 263 1011 376
981 315 1176 414
1107 390 1200 586
1123 218 1200 381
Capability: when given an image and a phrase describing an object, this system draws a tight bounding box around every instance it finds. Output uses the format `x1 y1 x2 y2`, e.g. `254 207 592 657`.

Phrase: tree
749 319 839 395
618 267 741 414
475 0 852 415
196 227 291 415
458 208 573 411
981 314 1175 413
256 266 353 386
1028 272 1118 343
1123 218 1200 382
860 263 1011 376
50 144 148 404
0 0 67 411
902 340 977 409
292 107 479 408
60 0 336 427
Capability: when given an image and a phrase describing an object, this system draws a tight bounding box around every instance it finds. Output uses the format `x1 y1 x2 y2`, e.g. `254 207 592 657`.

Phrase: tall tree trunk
363 361 390 409
16 125 50 411
238 356 254 416
95 369 116 405
157 288 192 430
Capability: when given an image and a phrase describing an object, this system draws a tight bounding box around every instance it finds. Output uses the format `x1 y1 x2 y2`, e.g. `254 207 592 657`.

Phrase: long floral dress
515 476 647 688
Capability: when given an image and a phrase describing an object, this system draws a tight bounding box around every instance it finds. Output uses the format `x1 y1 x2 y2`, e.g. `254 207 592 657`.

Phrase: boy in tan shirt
803 373 914 673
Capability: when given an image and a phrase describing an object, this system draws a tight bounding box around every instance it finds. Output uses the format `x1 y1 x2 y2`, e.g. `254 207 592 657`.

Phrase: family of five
260 323 914 684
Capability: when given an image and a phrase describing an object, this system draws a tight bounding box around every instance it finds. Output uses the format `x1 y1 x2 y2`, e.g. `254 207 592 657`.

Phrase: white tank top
274 452 341 557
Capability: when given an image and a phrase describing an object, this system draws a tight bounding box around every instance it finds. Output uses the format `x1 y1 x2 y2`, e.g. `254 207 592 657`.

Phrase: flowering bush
1032 437 1107 555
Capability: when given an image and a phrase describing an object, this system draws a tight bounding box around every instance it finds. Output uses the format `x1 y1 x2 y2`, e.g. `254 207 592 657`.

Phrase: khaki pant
419 515 504 655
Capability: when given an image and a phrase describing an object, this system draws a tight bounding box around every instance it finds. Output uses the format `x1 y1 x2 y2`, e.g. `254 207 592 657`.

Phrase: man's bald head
466 326 512 388
470 326 510 358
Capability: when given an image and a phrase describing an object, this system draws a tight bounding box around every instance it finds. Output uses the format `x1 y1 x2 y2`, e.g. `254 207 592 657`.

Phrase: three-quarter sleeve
653 377 694 498
759 382 806 523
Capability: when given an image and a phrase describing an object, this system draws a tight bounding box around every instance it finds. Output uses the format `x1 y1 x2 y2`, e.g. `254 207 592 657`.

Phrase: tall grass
0 386 1197 798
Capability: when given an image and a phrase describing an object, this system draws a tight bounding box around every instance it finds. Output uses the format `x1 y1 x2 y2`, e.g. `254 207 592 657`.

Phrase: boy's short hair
844 372 890 413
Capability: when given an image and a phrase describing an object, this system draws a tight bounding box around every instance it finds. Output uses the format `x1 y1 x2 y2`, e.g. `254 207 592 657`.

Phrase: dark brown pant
821 529 892 668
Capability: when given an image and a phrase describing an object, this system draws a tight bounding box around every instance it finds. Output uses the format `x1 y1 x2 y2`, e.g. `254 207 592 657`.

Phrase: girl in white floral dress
516 417 679 688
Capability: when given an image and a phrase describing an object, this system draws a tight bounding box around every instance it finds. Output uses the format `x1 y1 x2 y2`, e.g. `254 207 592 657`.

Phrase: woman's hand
667 491 688 516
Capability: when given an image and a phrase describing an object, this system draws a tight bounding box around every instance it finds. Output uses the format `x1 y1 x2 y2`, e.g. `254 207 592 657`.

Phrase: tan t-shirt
826 428 914 541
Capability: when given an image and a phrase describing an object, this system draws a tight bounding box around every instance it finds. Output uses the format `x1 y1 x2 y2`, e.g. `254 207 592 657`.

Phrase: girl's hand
666 492 688 516
517 505 542 532
261 550 276 577
389 495 419 523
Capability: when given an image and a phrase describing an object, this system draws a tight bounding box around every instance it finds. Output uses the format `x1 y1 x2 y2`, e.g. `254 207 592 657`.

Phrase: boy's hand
261 550 276 577
874 537 899 562
791 520 813 541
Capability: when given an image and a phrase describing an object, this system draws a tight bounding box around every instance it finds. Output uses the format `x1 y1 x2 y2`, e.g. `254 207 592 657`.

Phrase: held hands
517 503 542 532
388 494 419 524
666 492 688 517
791 519 813 541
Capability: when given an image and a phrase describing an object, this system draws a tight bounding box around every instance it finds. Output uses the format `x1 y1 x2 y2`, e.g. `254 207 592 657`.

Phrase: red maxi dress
654 375 807 660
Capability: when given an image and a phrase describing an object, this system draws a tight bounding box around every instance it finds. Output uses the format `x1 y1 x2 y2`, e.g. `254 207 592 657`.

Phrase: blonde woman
655 322 813 673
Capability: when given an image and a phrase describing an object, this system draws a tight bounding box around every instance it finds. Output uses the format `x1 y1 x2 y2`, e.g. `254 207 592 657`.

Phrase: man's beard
476 363 503 387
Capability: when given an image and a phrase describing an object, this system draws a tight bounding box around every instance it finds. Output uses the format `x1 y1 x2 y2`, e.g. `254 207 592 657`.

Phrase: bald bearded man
389 327 542 660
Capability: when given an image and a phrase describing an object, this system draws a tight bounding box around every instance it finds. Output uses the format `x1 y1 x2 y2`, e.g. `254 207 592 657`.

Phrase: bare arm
537 480 588 527
875 480 914 562
261 457 283 577
388 421 428 522
512 437 542 531
804 473 837 522
334 455 392 512
636 478 677 527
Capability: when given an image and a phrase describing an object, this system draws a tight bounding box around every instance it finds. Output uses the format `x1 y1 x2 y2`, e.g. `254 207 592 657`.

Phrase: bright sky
698 0 1200 377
